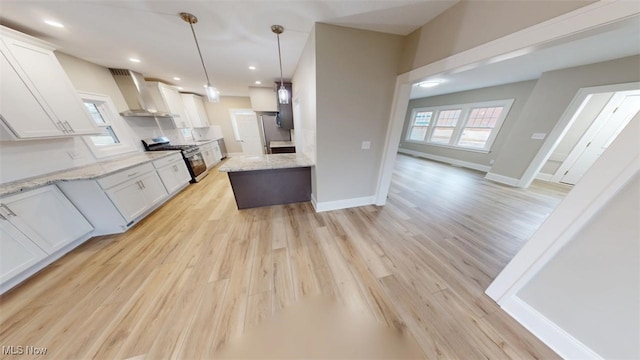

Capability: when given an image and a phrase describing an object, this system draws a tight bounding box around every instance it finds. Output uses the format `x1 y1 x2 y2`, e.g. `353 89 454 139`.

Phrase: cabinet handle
173 165 178 172
63 121 75 133
140 180 146 189
0 213 6 221
0 204 16 217
136 180 142 190
128 172 139 177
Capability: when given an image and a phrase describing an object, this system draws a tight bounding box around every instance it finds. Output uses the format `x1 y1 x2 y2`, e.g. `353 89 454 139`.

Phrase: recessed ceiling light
418 81 441 88
255 81 262 85
248 66 256 70
44 20 64 28
129 58 141 63
173 77 181 81
177 86 183 90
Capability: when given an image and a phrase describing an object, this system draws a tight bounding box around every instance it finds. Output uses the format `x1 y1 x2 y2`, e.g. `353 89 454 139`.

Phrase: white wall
518 174 639 359
400 80 537 170
203 96 252 155
314 24 403 204
489 55 640 180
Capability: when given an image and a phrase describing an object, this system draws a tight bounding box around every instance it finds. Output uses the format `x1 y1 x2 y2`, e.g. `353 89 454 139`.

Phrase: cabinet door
1 186 93 254
139 171 168 209
159 85 191 128
106 179 149 222
200 145 215 168
1 37 99 135
0 51 63 138
193 95 210 127
211 142 222 161
181 94 209 127
0 219 47 284
157 161 190 194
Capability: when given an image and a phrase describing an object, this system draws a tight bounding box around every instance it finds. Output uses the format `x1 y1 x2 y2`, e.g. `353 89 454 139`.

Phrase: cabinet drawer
97 163 155 190
152 153 183 169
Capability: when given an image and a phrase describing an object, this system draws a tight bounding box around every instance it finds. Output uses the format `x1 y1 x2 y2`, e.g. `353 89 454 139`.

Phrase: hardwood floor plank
0 154 566 359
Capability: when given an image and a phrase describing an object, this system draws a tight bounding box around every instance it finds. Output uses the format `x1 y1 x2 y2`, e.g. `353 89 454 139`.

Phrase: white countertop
269 140 295 148
219 153 314 172
0 151 178 197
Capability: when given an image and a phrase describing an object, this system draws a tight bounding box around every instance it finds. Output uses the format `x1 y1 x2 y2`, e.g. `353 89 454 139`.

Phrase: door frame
551 88 640 184
375 1 640 205
229 108 264 155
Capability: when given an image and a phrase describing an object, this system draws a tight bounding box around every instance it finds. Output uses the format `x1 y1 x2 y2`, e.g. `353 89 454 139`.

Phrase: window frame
78 92 138 159
405 99 514 153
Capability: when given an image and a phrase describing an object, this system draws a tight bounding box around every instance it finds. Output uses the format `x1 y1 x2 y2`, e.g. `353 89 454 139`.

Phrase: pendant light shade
181 12 219 103
271 25 289 105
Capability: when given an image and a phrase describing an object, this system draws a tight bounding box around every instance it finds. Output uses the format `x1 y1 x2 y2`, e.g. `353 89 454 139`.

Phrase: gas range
141 137 208 182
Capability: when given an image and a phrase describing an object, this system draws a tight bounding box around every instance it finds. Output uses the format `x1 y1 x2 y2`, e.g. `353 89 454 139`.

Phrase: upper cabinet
181 93 210 128
147 81 191 128
249 86 278 112
276 82 294 130
0 26 100 139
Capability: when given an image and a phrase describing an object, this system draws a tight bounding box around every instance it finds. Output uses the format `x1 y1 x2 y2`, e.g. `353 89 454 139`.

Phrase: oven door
185 152 208 182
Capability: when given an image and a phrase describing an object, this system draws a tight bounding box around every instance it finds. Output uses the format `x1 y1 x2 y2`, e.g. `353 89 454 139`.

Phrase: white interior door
234 112 264 155
560 91 640 184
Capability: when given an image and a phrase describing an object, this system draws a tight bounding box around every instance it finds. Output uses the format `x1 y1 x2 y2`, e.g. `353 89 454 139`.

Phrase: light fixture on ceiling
417 81 441 88
180 12 219 103
255 81 262 85
44 20 64 28
173 77 181 81
129 58 141 63
248 66 257 70
271 25 289 105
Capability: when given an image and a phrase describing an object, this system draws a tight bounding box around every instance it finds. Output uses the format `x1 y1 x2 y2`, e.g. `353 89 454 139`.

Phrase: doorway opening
535 84 640 185
229 109 264 156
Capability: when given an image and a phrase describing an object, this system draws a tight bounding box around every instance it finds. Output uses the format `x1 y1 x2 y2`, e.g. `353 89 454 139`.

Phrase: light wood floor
0 154 571 359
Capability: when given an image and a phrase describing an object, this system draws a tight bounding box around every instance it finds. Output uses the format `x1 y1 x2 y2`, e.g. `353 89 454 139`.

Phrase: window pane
458 106 504 148
409 126 428 141
90 126 119 146
84 102 106 125
430 109 461 144
413 111 432 126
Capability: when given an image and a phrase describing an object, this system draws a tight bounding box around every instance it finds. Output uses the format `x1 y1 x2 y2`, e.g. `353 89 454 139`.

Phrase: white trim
519 82 640 188
376 1 640 207
487 115 640 302
535 172 554 182
501 296 604 360
313 195 375 213
398 148 491 172
484 172 520 186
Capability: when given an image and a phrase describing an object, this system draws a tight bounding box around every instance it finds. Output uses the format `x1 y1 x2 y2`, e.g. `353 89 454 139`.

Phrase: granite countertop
269 140 295 148
219 153 314 172
0 151 178 197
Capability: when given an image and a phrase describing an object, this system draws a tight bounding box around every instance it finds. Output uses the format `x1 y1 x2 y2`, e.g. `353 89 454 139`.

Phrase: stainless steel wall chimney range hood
110 68 177 118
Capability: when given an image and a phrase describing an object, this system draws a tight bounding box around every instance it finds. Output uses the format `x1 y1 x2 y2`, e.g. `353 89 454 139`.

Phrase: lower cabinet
153 154 191 194
58 158 183 236
0 185 94 292
201 142 222 169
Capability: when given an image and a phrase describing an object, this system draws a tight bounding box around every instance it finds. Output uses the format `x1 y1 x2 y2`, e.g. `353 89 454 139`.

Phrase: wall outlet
361 141 371 150
531 133 546 140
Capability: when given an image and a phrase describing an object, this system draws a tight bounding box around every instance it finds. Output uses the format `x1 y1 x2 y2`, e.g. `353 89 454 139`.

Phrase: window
79 92 138 159
405 99 513 152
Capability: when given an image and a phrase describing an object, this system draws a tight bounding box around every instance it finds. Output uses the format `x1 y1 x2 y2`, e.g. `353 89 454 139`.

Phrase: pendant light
271 25 289 105
180 12 219 103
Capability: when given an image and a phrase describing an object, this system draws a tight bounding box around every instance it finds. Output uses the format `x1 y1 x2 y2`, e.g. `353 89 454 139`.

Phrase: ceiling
0 0 457 97
410 15 640 99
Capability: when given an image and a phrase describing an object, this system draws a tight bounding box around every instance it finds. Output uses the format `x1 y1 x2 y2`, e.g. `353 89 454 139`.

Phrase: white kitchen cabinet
211 141 223 161
0 186 93 254
0 220 47 285
0 27 99 138
148 82 192 128
200 143 218 169
0 185 93 292
104 169 167 223
153 154 191 194
59 161 174 235
181 93 210 127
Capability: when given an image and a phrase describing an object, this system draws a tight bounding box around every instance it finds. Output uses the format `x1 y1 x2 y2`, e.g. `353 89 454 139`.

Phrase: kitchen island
219 153 313 209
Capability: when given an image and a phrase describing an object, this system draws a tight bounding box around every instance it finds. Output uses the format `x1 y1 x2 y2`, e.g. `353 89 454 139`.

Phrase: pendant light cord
188 21 211 85
276 33 284 87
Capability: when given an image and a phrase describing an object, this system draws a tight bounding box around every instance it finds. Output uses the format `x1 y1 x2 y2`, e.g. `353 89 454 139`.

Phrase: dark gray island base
219 154 314 210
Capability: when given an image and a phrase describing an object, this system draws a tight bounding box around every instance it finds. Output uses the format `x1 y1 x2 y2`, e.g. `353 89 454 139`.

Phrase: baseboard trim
485 172 521 187
502 296 603 360
398 148 491 173
313 195 375 212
